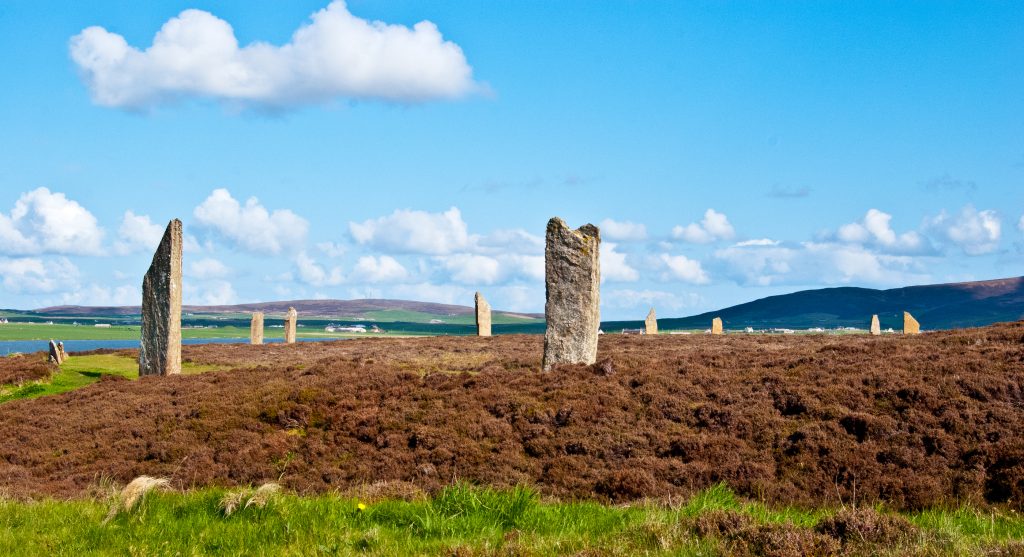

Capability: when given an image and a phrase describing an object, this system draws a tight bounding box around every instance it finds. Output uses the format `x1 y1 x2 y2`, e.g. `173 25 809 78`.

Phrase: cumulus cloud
599 219 647 242
0 257 80 294
601 243 639 282
113 210 165 255
317 241 346 258
60 284 139 306
69 1 479 109
671 209 735 244
351 255 408 283
187 257 231 279
294 251 343 286
350 207 469 255
602 289 701 312
193 188 308 254
188 280 237 306
926 205 1001 255
835 209 925 253
0 188 104 255
435 253 543 285
658 253 709 284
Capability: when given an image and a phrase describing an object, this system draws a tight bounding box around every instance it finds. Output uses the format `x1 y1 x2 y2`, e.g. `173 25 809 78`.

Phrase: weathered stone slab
284 307 297 344
711 317 723 335
903 311 920 335
542 217 600 371
475 292 491 337
57 342 67 362
48 340 63 365
644 308 658 335
250 312 264 345
870 314 881 336
139 219 182 377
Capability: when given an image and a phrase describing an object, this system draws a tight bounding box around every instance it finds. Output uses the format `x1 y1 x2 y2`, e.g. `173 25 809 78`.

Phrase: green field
0 323 422 341
0 483 1018 556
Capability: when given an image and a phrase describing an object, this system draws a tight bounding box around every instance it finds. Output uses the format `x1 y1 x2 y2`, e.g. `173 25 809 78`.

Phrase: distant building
620 328 644 335
95 323 111 328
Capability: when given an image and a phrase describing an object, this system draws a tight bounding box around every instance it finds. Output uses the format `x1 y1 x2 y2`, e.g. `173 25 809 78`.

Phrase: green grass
0 354 226 404
0 483 1019 556
0 323 425 341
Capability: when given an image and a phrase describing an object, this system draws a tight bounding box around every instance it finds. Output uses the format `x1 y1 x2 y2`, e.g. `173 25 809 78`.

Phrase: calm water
0 337 344 355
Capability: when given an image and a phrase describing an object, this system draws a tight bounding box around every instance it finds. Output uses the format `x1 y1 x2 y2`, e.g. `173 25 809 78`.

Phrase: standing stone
711 317 724 335
903 311 920 335
139 219 182 377
48 340 63 365
284 307 297 344
475 292 492 337
542 217 600 371
57 342 67 362
870 314 881 336
644 308 658 336
250 312 264 345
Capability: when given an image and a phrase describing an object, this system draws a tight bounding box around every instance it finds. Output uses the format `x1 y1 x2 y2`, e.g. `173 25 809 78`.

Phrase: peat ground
0 323 1022 511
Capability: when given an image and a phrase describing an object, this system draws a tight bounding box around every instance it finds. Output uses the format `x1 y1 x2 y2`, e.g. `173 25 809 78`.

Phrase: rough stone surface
57 342 66 362
475 292 492 337
139 219 182 377
48 340 63 365
870 315 881 336
712 317 724 335
542 217 600 371
645 308 658 335
250 312 264 345
284 307 297 344
904 312 920 335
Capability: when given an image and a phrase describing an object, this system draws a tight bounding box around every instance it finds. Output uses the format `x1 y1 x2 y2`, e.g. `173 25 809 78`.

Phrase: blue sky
0 1 1022 319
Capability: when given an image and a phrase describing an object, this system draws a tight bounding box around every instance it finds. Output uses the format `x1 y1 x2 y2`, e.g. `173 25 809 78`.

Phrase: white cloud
193 188 308 254
70 1 479 109
114 210 165 255
602 289 702 312
836 209 925 253
927 205 1001 255
0 188 104 255
601 243 639 282
350 207 469 255
0 257 80 294
1019 215 1024 232
187 257 231 279
351 255 408 283
60 284 139 306
671 209 735 244
294 251 343 286
187 280 237 306
439 254 502 284
658 253 709 284
317 241 347 258
599 219 647 242
475 229 543 255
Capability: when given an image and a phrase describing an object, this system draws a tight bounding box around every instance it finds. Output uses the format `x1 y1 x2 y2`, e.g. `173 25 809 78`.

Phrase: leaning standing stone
475 292 491 337
48 339 63 365
644 308 658 335
284 307 297 344
711 317 723 335
57 341 67 362
903 312 920 335
870 314 881 336
542 217 600 371
139 219 182 376
250 312 264 345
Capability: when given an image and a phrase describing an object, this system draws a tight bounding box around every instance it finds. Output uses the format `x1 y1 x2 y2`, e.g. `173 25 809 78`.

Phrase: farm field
0 323 1022 554
0 323 423 341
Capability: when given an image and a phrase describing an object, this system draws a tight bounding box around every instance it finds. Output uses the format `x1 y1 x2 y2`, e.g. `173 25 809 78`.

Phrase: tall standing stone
250 312 264 345
284 307 297 344
542 217 600 371
903 311 920 335
475 292 492 337
870 314 881 336
644 308 658 335
48 339 64 365
139 219 182 377
711 317 724 335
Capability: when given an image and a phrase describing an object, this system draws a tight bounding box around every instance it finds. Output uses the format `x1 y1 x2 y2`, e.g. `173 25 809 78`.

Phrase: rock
250 312 264 345
48 340 63 365
542 217 600 371
139 219 182 376
284 307 297 344
870 314 881 336
903 312 920 335
475 292 492 337
711 317 723 335
57 342 67 362
644 308 658 335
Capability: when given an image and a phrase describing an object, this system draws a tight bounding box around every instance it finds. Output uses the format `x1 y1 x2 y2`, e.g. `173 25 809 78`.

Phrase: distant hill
31 299 543 321
642 277 1024 331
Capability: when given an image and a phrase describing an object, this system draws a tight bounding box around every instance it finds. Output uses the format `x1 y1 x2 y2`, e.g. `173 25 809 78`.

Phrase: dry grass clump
220 482 282 516
103 476 170 523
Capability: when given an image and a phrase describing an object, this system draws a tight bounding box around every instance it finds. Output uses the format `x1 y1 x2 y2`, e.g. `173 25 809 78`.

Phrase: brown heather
0 322 1022 510
0 351 54 385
